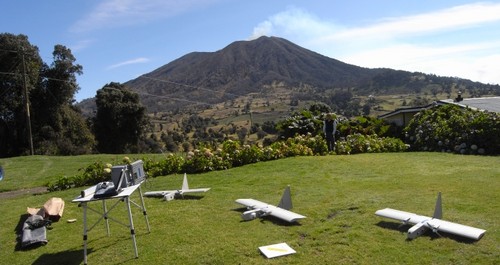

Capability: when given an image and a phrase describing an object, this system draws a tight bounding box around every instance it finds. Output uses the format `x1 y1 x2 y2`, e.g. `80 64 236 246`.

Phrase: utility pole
21 49 34 155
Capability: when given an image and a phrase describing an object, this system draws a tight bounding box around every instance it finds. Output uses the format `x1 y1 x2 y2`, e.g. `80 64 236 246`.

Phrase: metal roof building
438 96 500 113
379 96 500 127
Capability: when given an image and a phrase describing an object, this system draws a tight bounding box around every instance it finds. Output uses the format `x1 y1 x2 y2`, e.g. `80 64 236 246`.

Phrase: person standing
323 113 337 152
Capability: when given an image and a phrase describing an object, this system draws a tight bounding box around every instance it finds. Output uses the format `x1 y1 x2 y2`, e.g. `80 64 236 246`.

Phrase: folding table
72 181 150 264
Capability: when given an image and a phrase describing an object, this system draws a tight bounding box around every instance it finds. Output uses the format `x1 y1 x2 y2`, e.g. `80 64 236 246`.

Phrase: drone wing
180 188 211 194
424 218 486 240
375 208 428 225
266 205 306 222
144 190 178 197
236 198 306 223
236 198 268 210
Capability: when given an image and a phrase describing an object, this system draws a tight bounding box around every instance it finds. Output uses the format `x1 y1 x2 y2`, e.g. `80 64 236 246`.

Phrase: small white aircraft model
235 186 306 223
375 192 486 240
144 173 210 201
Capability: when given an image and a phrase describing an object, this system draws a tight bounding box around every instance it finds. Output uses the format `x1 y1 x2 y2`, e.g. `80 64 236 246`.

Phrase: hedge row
46 134 406 191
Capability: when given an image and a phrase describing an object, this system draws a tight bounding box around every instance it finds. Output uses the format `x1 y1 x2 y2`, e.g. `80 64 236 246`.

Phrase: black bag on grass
21 214 51 248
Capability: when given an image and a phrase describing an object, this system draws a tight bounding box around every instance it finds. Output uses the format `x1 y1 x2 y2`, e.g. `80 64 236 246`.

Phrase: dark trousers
325 133 335 151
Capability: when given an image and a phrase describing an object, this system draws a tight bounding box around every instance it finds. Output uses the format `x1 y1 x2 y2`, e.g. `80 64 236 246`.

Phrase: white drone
144 173 210 201
376 192 486 240
235 186 306 223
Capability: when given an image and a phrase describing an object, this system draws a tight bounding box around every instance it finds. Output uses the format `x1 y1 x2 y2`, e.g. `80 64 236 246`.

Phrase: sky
2 0 500 102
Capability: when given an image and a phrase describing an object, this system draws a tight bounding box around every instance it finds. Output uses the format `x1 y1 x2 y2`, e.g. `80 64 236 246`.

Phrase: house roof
379 96 500 120
438 96 500 113
378 104 434 119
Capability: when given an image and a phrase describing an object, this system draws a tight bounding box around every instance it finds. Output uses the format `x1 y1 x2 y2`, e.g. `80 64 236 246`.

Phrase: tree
93 82 148 153
276 109 322 139
308 102 331 115
362 104 371 115
30 45 94 155
0 33 42 157
37 105 95 155
237 127 248 143
0 34 93 156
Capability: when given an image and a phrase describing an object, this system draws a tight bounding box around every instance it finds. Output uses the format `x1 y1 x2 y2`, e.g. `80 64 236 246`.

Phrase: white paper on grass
259 243 296 258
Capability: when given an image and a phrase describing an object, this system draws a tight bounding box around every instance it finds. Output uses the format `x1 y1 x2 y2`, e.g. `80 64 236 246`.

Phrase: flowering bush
238 144 264 166
144 154 184 177
276 137 311 156
404 105 499 155
47 161 112 191
335 134 408 155
183 149 215 173
46 133 410 191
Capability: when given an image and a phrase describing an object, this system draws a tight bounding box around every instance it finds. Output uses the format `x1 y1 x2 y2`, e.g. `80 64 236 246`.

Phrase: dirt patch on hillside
0 187 48 199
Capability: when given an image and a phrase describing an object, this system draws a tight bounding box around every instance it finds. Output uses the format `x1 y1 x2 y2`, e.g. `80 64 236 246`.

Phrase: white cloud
69 39 95 53
250 6 335 41
106 57 150 70
71 0 219 33
320 2 500 42
341 41 500 83
250 21 273 40
252 3 500 85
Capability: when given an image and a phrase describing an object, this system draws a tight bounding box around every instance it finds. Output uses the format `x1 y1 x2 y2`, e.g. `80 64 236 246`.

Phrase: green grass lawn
0 153 498 264
0 154 166 192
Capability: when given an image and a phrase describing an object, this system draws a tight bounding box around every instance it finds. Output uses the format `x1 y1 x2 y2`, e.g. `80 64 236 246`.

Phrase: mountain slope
125 36 385 112
79 36 498 116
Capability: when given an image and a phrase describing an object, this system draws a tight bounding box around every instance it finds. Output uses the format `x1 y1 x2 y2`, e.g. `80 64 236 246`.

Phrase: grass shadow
32 249 86 265
375 221 479 244
14 214 31 251
14 214 29 234
375 220 409 233
175 194 206 200
428 231 478 244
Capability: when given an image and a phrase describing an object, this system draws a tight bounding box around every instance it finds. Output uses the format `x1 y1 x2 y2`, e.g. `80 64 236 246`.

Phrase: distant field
0 153 498 264
0 154 165 192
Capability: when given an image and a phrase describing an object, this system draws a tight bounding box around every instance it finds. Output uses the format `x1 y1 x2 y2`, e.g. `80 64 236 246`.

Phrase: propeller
398 218 411 228
426 222 442 237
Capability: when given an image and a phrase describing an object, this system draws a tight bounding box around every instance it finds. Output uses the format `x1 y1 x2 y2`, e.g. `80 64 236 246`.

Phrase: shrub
46 132 409 192
239 144 264 165
183 149 215 173
335 134 408 155
276 109 322 138
404 105 500 155
337 116 392 138
46 176 73 192
47 162 112 191
143 154 184 177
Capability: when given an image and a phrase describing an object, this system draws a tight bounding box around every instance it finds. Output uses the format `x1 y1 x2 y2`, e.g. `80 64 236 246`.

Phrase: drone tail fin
278 185 293 210
433 192 442 219
182 173 189 190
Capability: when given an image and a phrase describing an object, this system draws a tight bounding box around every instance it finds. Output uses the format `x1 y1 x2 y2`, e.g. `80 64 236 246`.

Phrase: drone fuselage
407 221 429 239
242 208 269 221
